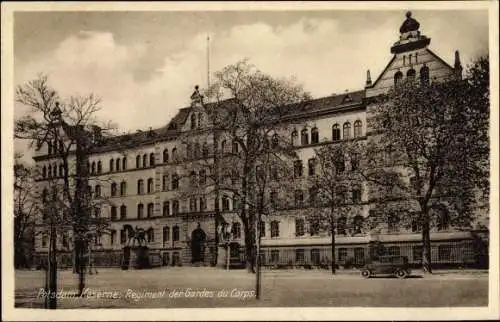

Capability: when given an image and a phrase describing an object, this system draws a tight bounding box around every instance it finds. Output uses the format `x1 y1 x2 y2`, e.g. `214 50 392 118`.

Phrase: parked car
360 255 411 279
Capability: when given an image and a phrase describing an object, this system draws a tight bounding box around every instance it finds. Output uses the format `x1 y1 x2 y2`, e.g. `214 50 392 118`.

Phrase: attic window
343 95 353 103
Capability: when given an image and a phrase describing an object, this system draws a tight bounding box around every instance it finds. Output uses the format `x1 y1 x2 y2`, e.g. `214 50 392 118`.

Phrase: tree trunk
47 222 57 309
330 212 336 275
255 212 262 299
421 218 432 274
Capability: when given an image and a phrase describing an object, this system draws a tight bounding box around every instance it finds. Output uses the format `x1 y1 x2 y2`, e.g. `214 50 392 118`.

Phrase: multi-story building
32 12 488 269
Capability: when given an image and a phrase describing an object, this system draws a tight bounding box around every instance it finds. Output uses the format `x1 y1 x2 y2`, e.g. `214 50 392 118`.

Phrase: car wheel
361 269 371 278
396 269 407 279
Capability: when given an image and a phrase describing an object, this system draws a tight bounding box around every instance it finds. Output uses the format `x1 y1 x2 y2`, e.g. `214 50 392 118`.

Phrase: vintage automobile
360 255 411 278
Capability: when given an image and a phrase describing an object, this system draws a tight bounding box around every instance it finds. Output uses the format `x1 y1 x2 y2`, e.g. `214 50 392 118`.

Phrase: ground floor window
338 248 347 262
438 245 452 261
271 250 280 263
387 246 400 256
311 248 320 265
413 245 423 261
295 249 305 264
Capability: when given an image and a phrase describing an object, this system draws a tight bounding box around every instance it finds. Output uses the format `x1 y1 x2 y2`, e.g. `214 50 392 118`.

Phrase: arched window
407 68 416 83
116 158 121 171
163 201 170 216
137 179 144 195
120 181 127 196
308 158 317 176
91 162 96 174
97 161 102 174
337 217 347 235
272 134 279 149
109 159 114 172
110 206 117 221
394 71 403 87
162 175 169 191
142 154 148 168
295 218 305 237
231 222 241 239
343 122 351 140
147 203 154 218
163 226 170 242
352 185 362 203
415 52 418 63
172 200 179 214
189 198 197 212
95 185 101 197
147 228 155 242
172 147 177 162
122 157 127 170
220 140 226 154
408 54 412 65
311 127 319 144
59 164 64 177
150 153 155 166
136 155 141 168
270 220 280 238
300 128 309 145
147 178 154 193
111 182 117 197
403 55 406 66
137 203 144 219
120 205 127 219
291 129 298 145
173 226 180 241
332 124 340 141
163 149 169 163
199 197 206 211
52 163 57 177
352 215 364 234
42 166 47 178
190 113 196 129
353 120 362 138
198 113 203 128
171 174 179 190
232 140 239 154
222 195 230 211
202 143 209 158
420 64 430 85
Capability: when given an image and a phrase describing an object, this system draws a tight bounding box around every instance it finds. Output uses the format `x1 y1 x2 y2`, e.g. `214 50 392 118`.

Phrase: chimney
365 69 372 87
454 50 463 80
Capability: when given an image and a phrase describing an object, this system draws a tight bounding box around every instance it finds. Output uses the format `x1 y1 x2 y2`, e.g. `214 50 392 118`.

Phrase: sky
13 8 489 161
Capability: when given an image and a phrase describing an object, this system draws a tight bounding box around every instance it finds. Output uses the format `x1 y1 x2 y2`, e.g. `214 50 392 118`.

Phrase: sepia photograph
2 1 499 320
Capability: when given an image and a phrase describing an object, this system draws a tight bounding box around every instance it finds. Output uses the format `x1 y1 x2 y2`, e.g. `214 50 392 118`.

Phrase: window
95 185 101 197
271 250 280 263
42 166 47 178
109 159 114 172
352 215 364 234
191 113 196 129
94 207 101 218
173 226 180 241
394 71 403 87
309 187 318 205
291 129 298 145
137 179 144 195
52 164 57 177
231 222 241 239
116 158 121 171
163 201 170 216
411 219 421 233
110 230 116 245
136 155 141 168
294 190 304 206
172 174 179 190
311 127 319 144
353 120 362 138
220 140 226 154
403 55 406 66
222 195 230 211
91 162 96 174
163 226 170 242
295 249 305 264
199 170 207 186
388 213 400 233
47 165 52 178
194 142 201 159
111 206 117 220
295 218 305 236
161 175 168 191
335 157 345 174
413 245 423 261
309 218 320 236
272 134 279 149
260 221 266 237
420 64 430 85
338 248 348 261
294 160 303 178
198 113 203 128
147 178 154 193
42 233 48 247
172 148 177 162
163 149 169 163
407 68 416 83
270 220 280 238
343 122 351 140
120 229 127 244
332 124 341 141
122 157 127 170
142 154 148 168
202 143 209 158
189 198 197 212
408 54 412 65
172 200 179 214
147 228 154 243
308 158 316 176
351 153 360 171
300 128 309 145
437 211 451 231
59 164 64 177
311 249 320 265
199 197 206 211
137 203 144 219
232 141 239 154
147 203 154 218
111 182 117 197
120 205 127 220
97 161 102 174
120 181 127 196
337 217 347 235
352 186 362 203
388 246 400 256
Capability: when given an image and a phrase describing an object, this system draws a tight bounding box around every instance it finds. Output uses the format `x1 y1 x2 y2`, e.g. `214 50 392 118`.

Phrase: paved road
15 267 488 308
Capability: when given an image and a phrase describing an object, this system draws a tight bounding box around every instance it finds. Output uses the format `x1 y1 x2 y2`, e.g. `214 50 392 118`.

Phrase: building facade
32 13 489 269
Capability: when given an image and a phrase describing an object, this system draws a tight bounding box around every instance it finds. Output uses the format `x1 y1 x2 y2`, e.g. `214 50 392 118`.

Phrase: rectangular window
294 160 303 178
295 249 305 264
413 245 423 261
271 250 280 263
338 248 348 262
271 221 280 238
311 248 320 265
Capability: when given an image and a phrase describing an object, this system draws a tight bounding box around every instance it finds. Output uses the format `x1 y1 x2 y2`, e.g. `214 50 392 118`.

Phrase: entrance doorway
191 223 206 264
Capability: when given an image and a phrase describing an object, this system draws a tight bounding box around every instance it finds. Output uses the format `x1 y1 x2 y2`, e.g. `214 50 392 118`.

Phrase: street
15 267 488 308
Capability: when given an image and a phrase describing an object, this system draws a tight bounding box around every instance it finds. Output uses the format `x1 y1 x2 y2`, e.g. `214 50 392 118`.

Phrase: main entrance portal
191 224 206 264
